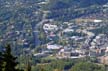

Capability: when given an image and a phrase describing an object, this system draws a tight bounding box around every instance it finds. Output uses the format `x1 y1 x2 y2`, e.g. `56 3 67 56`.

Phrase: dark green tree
0 52 3 71
3 44 23 71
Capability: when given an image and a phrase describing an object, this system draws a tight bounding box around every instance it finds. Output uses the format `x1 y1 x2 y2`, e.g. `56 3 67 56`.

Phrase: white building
93 20 102 23
63 28 74 33
43 24 58 31
47 44 62 50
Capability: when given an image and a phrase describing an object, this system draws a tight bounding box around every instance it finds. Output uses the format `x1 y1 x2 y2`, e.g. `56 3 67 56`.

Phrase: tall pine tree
0 52 3 71
3 44 23 71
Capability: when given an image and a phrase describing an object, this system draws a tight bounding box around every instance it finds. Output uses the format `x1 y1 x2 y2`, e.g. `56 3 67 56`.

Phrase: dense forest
42 0 108 21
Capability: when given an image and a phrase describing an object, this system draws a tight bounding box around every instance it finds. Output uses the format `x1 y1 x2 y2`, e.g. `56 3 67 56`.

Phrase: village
31 15 108 65
0 0 108 67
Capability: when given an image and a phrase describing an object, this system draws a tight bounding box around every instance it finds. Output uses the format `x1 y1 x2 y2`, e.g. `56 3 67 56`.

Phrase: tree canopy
0 44 24 71
70 62 105 71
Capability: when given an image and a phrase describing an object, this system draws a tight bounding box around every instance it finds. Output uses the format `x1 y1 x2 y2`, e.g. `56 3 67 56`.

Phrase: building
57 48 86 59
43 24 58 31
98 56 108 65
46 44 62 50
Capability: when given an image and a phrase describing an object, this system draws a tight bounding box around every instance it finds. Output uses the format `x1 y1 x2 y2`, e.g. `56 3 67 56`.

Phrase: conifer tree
3 44 23 71
0 52 3 71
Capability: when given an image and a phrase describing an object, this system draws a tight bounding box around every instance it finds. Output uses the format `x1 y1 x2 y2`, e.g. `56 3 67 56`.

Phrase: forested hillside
42 0 108 21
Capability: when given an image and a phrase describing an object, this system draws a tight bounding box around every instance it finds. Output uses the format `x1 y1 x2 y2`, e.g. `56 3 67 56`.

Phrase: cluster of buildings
30 12 108 65
1 0 108 65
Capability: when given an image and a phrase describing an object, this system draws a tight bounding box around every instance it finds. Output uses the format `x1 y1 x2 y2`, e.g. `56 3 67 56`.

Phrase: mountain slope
42 0 108 21
43 0 108 10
